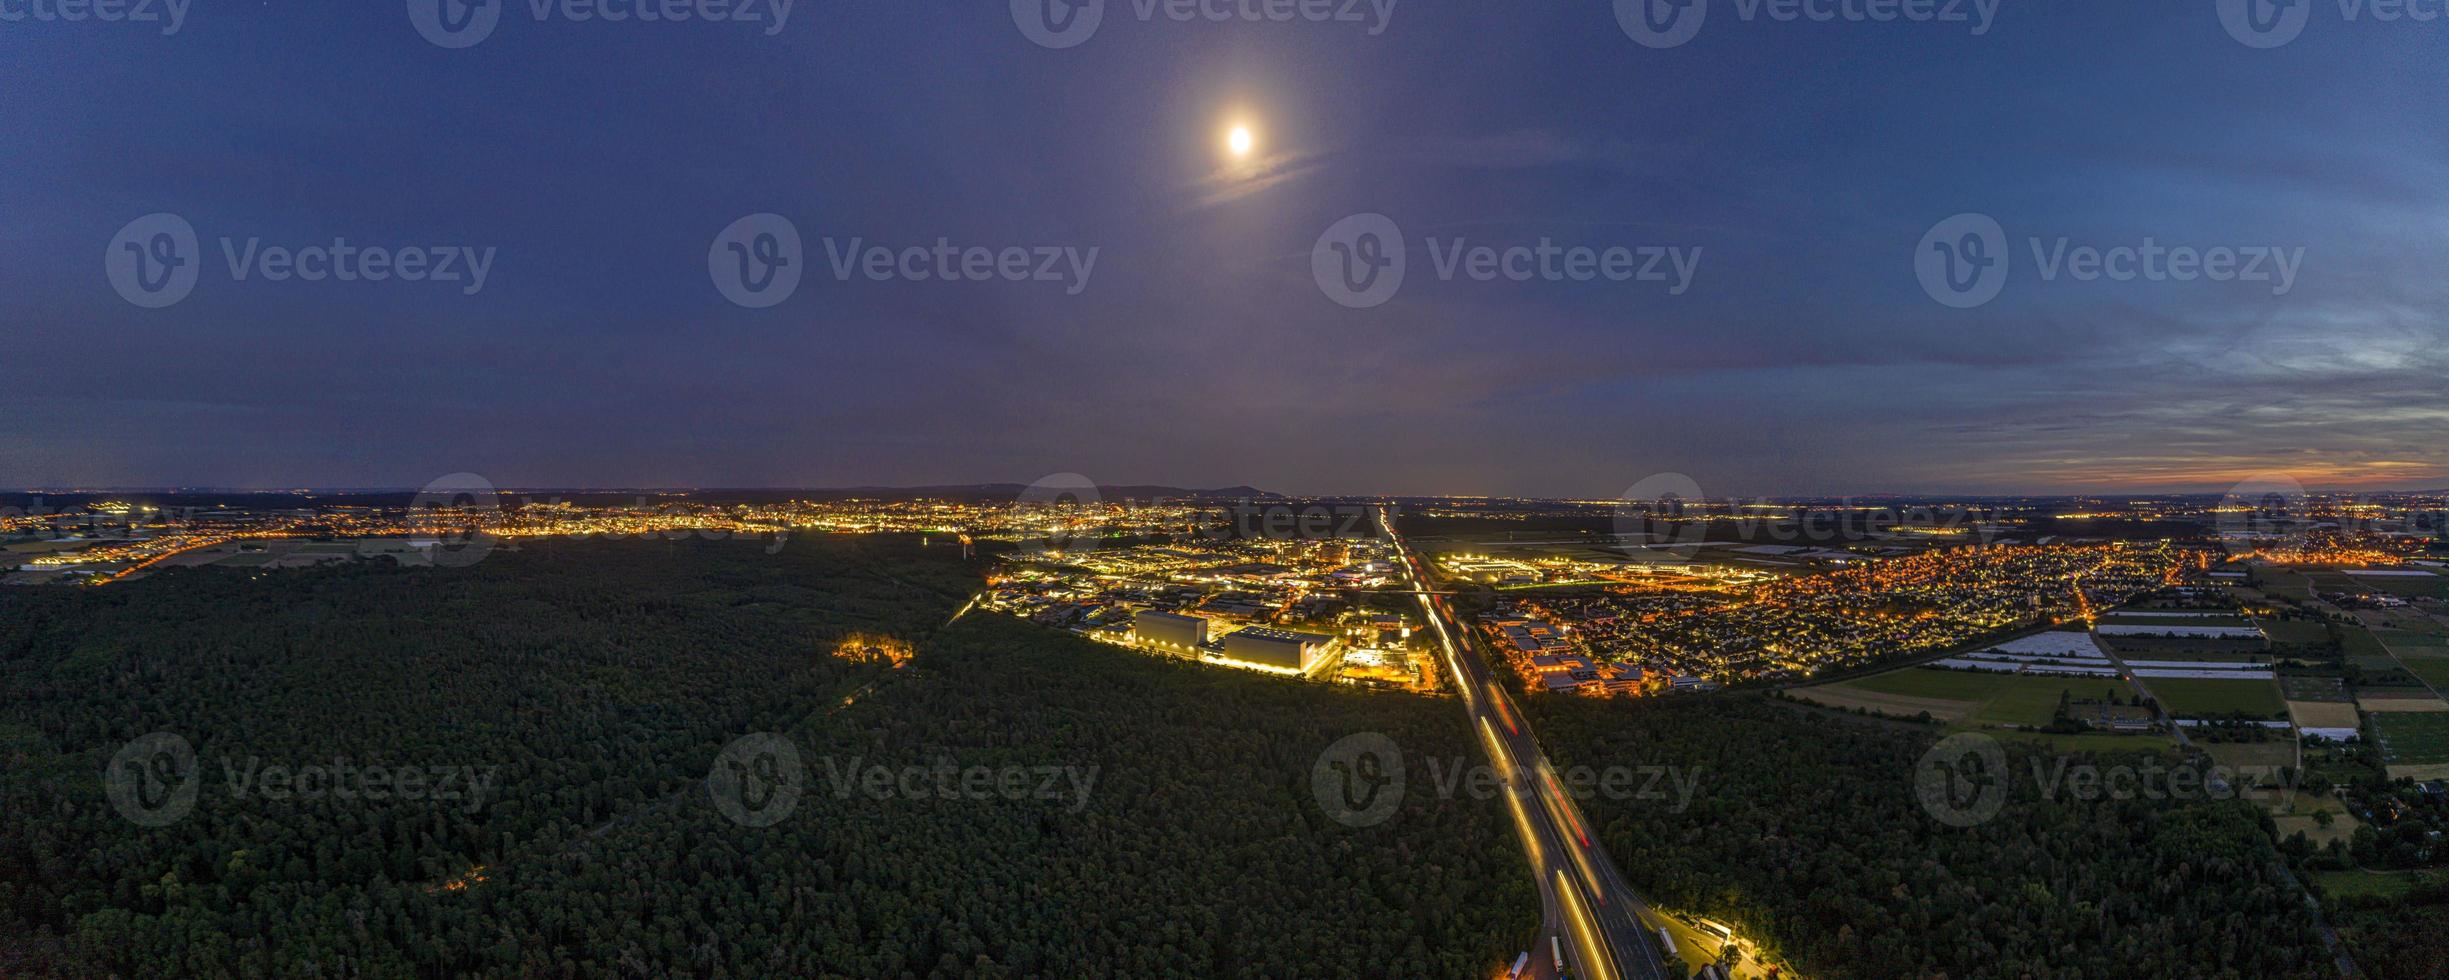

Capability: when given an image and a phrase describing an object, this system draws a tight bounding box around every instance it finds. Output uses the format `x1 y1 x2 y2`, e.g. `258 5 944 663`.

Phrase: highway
1377 508 1682 980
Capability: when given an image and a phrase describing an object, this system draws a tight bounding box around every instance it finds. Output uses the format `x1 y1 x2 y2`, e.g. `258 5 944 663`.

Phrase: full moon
1227 125 1254 158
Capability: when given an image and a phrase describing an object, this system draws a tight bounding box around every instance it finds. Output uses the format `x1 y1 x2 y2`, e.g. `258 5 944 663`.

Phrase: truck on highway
1508 951 1530 979
1657 926 1677 958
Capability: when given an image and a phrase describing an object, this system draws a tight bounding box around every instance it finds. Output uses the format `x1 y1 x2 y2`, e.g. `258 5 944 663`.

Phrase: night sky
4 1 2444 496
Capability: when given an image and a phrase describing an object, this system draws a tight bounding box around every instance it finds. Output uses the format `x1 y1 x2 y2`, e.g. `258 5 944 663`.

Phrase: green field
2339 626 2407 671
2263 619 2332 646
2316 870 2428 901
2129 651 2276 663
1847 667 2018 701
1982 729 2180 753
1848 668 2133 727
2279 674 2351 703
2370 711 2449 767
2257 571 2317 601
2377 629 2449 650
2145 677 2287 719
2348 573 2449 600
2098 613 2256 629
2399 656 2449 694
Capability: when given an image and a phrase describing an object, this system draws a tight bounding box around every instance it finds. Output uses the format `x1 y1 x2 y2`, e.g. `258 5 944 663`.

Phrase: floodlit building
1132 610 1209 654
1219 627 1341 674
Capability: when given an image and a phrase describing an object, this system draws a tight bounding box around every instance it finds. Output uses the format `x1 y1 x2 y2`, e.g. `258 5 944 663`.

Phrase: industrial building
1217 627 1341 675
1131 610 1209 654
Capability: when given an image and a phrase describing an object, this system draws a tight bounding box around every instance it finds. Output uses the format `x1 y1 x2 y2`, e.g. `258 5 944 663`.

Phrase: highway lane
1378 508 1670 980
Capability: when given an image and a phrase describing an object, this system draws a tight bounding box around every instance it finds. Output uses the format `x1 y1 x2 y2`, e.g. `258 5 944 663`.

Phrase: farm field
2254 571 2317 601
2342 626 2398 666
2097 613 2258 629
2280 675 2351 702
2377 629 2449 652
1785 681 1974 722
2286 700 2362 730
1836 667 2135 727
2097 636 2267 658
2316 870 2429 901
2274 803 2361 849
1982 729 2178 753
2400 655 2449 694
2371 711 2449 776
2263 618 2333 647
2200 741 2295 770
2359 694 2449 713
2144 677 2287 718
2347 572 2448 600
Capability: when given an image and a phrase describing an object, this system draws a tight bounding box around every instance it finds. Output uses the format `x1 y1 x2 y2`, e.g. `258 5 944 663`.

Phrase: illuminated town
9 489 2439 696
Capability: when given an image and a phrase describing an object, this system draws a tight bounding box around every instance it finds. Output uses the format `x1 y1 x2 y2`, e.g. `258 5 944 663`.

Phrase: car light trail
1540 766 1592 848
1503 781 1543 865
1555 869 1615 980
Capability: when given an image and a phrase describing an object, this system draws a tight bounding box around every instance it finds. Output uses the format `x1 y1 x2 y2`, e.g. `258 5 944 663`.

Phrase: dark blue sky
4 0 2444 496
